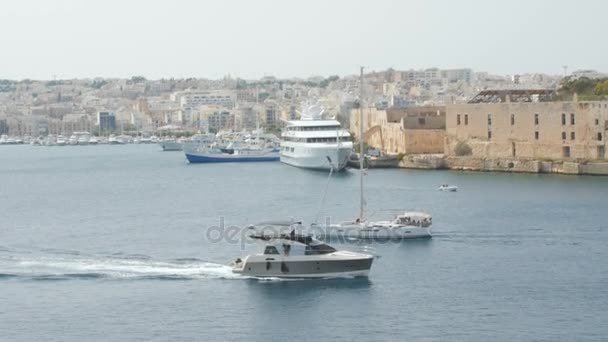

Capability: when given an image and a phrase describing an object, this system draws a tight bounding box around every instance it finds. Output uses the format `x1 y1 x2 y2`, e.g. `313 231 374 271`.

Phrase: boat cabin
392 212 432 227
253 233 337 256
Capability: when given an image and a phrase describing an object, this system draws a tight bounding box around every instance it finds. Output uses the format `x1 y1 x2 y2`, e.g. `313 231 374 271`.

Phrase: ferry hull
185 151 280 163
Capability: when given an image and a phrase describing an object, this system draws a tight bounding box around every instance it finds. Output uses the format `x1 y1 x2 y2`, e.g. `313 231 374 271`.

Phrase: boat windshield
305 243 336 255
263 246 280 255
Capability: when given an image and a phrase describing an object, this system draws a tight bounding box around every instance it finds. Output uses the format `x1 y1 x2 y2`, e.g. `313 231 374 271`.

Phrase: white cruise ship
280 104 353 171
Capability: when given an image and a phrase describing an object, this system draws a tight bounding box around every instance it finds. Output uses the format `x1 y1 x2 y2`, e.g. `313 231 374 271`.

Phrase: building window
563 146 571 158
570 113 575 125
562 113 566 125
487 113 492 126
562 132 566 140
510 114 515 126
595 118 599 125
598 132 603 141
534 113 539 125
464 114 468 125
571 132 575 140
488 131 492 140
457 114 461 125
599 146 606 159
535 131 539 140
418 118 426 125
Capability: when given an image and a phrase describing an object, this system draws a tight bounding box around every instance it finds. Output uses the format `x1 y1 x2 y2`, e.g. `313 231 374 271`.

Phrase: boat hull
312 224 432 240
185 150 280 163
160 141 182 151
280 145 352 171
233 255 373 278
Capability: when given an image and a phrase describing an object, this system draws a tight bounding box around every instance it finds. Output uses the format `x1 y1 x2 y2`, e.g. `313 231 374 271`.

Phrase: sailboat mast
359 66 364 221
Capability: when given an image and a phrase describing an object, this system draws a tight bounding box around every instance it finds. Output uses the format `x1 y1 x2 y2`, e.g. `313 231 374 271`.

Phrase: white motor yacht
76 132 90 145
68 135 78 145
280 103 353 171
56 135 67 146
231 229 373 278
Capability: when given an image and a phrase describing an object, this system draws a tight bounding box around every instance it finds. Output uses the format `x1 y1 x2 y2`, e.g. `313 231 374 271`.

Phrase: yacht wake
0 254 242 281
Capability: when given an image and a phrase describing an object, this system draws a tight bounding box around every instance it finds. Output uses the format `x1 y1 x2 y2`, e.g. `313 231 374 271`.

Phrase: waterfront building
0 118 8 135
445 90 608 160
262 100 279 126
97 111 116 132
441 69 473 84
173 90 236 111
351 106 446 155
62 114 92 135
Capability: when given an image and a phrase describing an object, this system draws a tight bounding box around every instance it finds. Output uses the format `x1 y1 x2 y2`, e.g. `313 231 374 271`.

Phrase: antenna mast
359 66 365 221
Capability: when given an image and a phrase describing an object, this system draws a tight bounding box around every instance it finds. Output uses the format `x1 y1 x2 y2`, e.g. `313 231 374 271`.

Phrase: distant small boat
159 139 182 151
56 135 67 146
438 184 458 192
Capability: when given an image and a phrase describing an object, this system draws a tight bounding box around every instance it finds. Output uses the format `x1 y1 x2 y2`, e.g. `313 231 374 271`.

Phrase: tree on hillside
595 80 608 96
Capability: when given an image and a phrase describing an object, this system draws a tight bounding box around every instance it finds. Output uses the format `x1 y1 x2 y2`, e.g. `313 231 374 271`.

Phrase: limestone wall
350 107 446 154
445 101 608 161
405 129 445 154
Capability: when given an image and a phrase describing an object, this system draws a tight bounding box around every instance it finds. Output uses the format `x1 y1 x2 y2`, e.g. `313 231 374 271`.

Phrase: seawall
398 155 608 176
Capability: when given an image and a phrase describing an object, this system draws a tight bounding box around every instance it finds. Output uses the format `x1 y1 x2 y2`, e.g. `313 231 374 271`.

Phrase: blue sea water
1 144 607 341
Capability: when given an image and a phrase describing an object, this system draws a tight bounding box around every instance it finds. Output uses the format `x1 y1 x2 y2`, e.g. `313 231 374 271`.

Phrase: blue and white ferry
184 146 280 163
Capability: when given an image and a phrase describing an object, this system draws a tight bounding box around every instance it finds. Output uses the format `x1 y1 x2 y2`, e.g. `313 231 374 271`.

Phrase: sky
0 0 606 80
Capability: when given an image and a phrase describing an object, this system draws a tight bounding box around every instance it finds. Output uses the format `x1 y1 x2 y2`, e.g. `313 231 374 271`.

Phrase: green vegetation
130 76 146 83
454 141 472 156
557 77 608 101
90 80 108 89
319 75 339 88
0 79 16 92
257 92 270 102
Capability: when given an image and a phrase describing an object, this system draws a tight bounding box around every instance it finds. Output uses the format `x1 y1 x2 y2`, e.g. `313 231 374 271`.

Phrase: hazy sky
0 0 606 80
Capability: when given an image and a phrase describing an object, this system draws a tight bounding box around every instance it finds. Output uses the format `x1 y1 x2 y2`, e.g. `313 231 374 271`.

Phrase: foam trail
1 254 243 281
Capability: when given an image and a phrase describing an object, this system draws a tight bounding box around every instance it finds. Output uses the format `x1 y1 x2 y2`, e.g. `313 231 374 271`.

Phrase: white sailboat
311 67 432 240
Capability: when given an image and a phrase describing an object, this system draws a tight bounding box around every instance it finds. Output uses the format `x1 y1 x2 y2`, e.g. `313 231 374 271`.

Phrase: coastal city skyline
1 0 607 80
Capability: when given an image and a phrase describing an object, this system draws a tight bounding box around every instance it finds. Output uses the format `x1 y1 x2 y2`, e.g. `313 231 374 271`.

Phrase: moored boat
184 145 279 163
159 138 182 151
280 103 352 171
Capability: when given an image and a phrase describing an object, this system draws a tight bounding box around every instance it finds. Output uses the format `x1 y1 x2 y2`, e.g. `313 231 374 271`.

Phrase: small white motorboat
437 184 458 192
231 222 373 278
